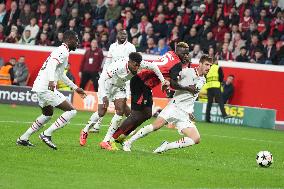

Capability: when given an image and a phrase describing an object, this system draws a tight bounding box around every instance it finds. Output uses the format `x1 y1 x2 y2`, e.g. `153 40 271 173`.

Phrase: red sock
113 128 124 140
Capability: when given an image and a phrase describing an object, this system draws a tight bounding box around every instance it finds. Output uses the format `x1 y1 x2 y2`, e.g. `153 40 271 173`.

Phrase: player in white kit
122 55 212 153
80 52 168 149
89 30 136 133
16 30 86 150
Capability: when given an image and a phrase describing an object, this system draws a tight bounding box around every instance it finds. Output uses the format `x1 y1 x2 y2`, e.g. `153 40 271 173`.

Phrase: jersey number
155 53 174 66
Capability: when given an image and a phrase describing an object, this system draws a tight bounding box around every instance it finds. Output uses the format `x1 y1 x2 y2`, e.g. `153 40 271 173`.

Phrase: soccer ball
256 151 273 167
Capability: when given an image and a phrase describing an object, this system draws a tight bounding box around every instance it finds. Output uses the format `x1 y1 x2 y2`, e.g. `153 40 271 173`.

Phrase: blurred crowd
0 0 284 65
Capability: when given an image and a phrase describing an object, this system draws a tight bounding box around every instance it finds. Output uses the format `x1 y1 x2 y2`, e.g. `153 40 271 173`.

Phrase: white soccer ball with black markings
256 151 273 167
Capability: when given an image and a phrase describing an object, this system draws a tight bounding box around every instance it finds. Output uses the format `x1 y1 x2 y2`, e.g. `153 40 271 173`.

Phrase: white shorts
97 84 127 104
159 102 195 135
125 80 131 98
36 90 66 108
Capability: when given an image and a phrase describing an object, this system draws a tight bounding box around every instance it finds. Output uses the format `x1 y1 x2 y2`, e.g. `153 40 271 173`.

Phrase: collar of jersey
194 67 200 77
62 43 69 51
116 40 128 46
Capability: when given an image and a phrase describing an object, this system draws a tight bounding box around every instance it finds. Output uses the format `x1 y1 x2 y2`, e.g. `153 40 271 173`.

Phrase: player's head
199 55 212 75
63 30 79 51
175 42 190 64
117 30 128 44
128 52 142 74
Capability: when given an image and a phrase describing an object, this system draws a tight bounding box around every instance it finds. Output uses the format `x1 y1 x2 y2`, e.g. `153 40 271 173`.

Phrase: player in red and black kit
111 42 192 144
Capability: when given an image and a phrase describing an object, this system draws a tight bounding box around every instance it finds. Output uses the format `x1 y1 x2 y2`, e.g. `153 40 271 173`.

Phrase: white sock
103 114 123 142
93 116 103 130
165 137 195 150
83 112 101 133
44 110 77 136
128 124 154 144
20 115 51 140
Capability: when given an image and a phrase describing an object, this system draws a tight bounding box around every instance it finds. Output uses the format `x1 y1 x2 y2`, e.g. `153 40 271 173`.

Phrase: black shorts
130 75 153 111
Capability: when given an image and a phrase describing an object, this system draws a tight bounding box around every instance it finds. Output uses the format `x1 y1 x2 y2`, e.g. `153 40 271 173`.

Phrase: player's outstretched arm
75 88 87 99
60 74 86 98
140 60 166 84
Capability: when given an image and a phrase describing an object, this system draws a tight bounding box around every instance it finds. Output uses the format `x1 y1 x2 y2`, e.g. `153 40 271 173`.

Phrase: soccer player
122 55 212 153
16 30 86 150
88 30 136 133
110 42 191 146
80 52 168 148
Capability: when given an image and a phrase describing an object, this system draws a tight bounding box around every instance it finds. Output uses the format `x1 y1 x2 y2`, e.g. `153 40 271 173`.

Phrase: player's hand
161 80 170 93
48 81 55 91
102 96 109 109
75 88 87 99
189 113 195 121
186 85 198 94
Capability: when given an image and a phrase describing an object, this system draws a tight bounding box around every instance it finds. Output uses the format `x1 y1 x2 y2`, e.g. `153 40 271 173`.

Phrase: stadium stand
0 0 283 65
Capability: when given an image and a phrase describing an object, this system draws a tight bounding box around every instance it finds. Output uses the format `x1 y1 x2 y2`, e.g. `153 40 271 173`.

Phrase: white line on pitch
1 120 283 144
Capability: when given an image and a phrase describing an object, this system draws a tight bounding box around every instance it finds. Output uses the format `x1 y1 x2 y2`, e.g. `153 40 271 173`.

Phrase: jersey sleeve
106 60 122 78
47 50 67 81
46 58 59 81
140 60 165 84
104 45 113 67
169 63 182 81
130 44 136 53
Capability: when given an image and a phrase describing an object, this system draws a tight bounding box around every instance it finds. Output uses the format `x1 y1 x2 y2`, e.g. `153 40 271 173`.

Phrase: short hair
199 54 211 64
176 42 189 49
63 30 77 41
129 52 142 63
228 74 235 78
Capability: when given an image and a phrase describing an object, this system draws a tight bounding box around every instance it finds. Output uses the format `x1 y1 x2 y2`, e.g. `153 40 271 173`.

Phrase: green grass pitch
0 104 284 189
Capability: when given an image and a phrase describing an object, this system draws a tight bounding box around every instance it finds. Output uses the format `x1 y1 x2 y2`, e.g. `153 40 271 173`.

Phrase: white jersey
171 67 206 113
32 43 77 92
98 57 165 96
104 41 136 68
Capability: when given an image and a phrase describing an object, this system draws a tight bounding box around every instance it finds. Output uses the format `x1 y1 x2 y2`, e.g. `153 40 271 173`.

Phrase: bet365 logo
225 106 244 118
202 103 244 118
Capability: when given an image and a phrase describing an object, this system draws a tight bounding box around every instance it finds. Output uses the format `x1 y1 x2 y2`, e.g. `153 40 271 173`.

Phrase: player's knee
43 111 53 116
124 106 131 117
194 135 201 144
98 111 106 117
144 111 152 120
115 108 124 116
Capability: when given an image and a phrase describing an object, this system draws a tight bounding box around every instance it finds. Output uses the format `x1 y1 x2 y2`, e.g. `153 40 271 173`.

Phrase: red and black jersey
137 51 182 89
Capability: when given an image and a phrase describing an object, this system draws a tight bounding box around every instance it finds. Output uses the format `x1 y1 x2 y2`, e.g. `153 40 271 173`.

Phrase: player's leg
124 104 131 117
124 80 131 117
87 78 109 133
39 90 76 149
17 105 53 146
43 101 76 136
205 88 214 122
113 76 153 141
112 107 152 143
155 127 200 153
122 116 167 152
80 104 107 146
102 98 126 143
